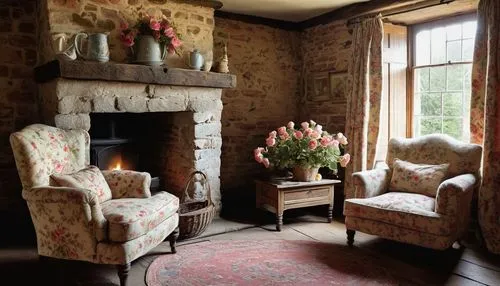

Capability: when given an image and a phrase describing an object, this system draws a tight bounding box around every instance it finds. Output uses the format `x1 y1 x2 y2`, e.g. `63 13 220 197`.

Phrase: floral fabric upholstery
51 166 113 203
97 213 179 265
101 192 179 242
389 159 449 197
351 168 391 199
23 186 107 262
470 0 500 254
9 124 180 266
386 135 482 178
102 170 151 199
344 192 453 236
344 134 482 250
345 217 454 250
10 124 90 190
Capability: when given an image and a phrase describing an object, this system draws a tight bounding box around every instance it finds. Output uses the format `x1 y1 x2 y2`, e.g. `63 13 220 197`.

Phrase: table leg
328 204 333 223
276 213 283 231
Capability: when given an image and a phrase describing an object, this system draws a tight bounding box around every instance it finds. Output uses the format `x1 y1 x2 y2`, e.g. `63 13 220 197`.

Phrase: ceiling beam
299 0 424 29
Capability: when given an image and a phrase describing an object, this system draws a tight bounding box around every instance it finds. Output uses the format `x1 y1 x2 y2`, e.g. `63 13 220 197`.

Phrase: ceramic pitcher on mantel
188 49 204 71
74 32 109 62
134 35 166 66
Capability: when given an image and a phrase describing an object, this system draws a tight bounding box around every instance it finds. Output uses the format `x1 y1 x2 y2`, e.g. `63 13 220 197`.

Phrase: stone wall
214 18 302 204
38 0 215 67
0 0 39 210
300 20 352 133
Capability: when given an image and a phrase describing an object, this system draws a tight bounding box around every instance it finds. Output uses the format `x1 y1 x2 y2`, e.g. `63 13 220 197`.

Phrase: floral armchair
10 124 179 286
343 134 482 250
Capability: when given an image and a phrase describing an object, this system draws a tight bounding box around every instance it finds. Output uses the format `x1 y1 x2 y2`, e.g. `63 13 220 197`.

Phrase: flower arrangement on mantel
254 120 350 181
119 13 182 56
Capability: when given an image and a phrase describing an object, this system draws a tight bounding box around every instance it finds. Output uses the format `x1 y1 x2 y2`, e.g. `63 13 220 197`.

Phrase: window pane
416 30 430 66
431 27 446 64
443 93 463 116
447 40 462 62
421 93 441 116
447 65 463 91
415 68 430 92
463 64 472 92
447 24 462 41
462 39 474 61
443 118 462 139
420 117 442 135
430 66 446 91
463 21 477 39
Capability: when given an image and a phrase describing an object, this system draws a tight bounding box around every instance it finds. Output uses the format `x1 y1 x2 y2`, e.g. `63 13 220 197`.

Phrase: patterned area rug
146 240 421 285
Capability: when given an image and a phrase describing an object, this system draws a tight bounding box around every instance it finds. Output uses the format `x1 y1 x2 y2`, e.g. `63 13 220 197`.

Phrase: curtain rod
347 0 456 26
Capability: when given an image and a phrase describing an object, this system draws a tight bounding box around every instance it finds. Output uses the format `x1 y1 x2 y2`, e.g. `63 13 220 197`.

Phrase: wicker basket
178 171 215 240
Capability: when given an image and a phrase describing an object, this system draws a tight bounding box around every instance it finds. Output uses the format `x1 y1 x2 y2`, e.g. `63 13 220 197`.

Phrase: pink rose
330 139 339 147
150 19 161 31
269 131 277 139
254 153 263 163
337 132 348 145
121 34 134 47
164 27 175 38
340 153 351 167
294 131 303 139
171 36 182 48
254 147 265 155
320 136 330 147
262 158 270 168
301 122 309 129
266 137 276 147
304 128 313 137
308 139 318 150
279 132 290 140
287 121 295 129
310 130 321 139
277 126 287 135
160 19 170 30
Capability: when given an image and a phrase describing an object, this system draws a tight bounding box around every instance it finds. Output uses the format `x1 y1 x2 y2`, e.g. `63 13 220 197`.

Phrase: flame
112 162 122 171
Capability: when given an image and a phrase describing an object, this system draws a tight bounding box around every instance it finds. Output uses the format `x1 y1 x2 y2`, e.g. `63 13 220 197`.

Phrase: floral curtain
470 0 500 254
344 16 384 199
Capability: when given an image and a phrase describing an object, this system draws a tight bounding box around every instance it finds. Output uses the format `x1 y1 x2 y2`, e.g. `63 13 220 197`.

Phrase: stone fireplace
35 60 236 213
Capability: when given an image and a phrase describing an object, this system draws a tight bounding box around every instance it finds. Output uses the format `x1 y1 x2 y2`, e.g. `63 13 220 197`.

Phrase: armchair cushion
344 192 453 236
51 166 112 203
389 159 449 197
102 170 151 199
101 191 179 242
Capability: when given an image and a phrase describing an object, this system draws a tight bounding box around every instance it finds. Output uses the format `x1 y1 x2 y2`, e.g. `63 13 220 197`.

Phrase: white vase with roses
254 120 350 182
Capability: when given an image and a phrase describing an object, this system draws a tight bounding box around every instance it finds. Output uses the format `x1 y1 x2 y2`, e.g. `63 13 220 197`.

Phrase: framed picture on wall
307 71 330 102
329 71 348 103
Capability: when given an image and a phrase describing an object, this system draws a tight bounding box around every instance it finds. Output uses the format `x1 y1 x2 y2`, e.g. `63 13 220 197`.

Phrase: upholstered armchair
343 134 482 250
10 124 180 286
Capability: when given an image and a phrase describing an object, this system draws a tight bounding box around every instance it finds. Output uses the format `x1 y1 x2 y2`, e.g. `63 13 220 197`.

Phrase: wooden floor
1 210 499 285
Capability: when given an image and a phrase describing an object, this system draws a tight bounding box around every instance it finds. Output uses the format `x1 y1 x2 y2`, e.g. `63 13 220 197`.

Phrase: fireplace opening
89 113 162 191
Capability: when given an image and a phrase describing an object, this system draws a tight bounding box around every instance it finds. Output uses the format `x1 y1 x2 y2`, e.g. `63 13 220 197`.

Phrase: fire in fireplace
89 113 160 191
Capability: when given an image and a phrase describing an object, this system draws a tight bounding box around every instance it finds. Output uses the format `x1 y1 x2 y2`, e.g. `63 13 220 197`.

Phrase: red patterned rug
146 240 422 285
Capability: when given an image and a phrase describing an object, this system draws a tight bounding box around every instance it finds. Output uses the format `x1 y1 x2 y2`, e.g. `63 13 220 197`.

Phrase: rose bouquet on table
253 120 350 175
119 13 182 55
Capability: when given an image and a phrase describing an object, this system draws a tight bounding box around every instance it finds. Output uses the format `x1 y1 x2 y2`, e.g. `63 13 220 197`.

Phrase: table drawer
284 187 331 202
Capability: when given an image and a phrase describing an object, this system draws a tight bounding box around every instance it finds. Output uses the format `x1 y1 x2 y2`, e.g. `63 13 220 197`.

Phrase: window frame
407 13 477 138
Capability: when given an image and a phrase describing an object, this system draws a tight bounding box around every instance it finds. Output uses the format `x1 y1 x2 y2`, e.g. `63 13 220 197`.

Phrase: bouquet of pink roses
253 120 350 171
119 13 182 55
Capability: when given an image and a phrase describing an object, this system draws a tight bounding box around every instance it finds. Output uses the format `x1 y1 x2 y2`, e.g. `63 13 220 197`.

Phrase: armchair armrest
22 186 107 260
102 170 151 199
351 168 391 199
436 174 477 216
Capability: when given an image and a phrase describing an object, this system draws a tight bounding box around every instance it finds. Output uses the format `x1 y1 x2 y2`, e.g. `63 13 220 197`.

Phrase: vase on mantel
133 35 166 66
292 166 320 182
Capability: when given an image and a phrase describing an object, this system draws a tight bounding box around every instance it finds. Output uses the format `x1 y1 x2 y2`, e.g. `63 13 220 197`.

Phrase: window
412 16 476 141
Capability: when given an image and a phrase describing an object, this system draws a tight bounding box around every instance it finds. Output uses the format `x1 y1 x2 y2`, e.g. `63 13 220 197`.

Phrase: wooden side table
255 179 340 231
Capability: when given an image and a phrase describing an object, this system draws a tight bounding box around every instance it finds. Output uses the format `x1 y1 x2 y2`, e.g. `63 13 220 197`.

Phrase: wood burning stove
89 113 160 191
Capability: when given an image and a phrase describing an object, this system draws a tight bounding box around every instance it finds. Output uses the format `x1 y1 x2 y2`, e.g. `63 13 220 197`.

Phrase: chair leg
167 227 180 254
117 263 131 286
346 229 355 247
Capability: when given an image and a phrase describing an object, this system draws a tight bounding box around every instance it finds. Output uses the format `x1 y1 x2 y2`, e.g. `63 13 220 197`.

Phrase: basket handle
181 171 212 206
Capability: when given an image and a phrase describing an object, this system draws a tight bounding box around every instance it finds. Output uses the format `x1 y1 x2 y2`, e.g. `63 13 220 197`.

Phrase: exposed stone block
116 96 148 112
187 88 222 112
193 111 221 123
55 114 91 131
58 96 92 114
195 149 221 160
147 97 187 112
194 137 222 149
174 11 188 20
194 122 221 138
93 95 117 112
190 14 204 22
97 19 115 31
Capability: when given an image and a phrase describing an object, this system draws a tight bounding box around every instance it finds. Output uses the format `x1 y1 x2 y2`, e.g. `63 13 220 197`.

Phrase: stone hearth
35 60 236 213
